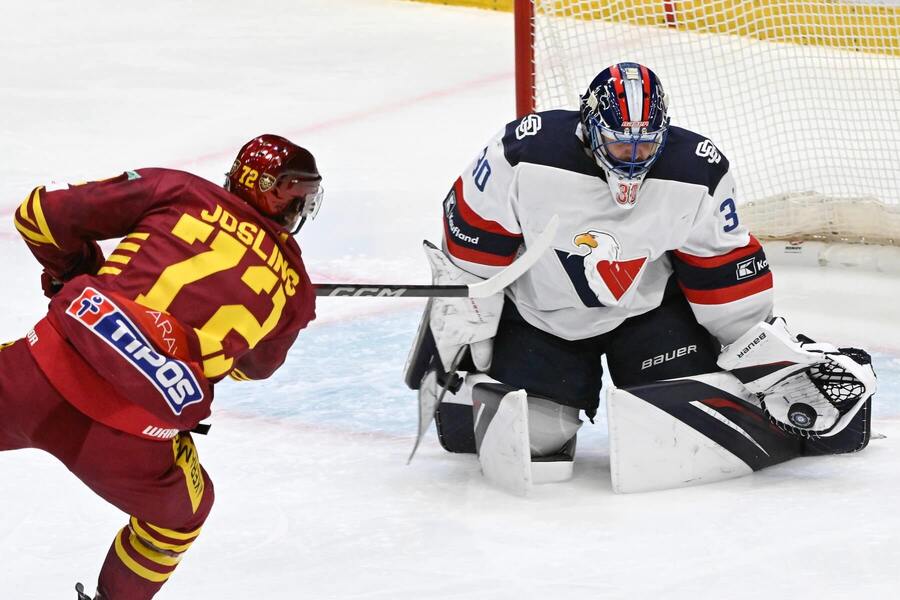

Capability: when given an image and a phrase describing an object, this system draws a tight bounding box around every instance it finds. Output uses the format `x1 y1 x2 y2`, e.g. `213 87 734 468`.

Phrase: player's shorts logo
66 288 204 416
69 291 115 326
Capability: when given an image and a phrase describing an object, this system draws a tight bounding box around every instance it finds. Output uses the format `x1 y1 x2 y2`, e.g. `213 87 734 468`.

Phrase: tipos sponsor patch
66 287 204 416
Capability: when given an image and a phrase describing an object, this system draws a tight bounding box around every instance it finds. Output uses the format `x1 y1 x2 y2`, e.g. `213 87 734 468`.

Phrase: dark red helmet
226 134 324 233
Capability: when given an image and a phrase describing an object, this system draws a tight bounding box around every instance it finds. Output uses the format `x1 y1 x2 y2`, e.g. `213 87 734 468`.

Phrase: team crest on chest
555 230 648 307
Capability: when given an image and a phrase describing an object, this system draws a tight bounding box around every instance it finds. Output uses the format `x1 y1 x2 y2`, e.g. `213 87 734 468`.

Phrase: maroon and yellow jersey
15 168 316 437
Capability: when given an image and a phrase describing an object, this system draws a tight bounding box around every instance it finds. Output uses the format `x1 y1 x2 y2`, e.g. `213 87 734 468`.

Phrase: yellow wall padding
407 0 899 56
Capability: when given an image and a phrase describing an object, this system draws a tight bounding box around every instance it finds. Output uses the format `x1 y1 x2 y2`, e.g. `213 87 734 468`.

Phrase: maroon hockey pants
0 339 214 599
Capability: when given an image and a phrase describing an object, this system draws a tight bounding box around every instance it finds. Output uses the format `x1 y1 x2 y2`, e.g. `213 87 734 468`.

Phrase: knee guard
430 373 583 458
429 372 581 493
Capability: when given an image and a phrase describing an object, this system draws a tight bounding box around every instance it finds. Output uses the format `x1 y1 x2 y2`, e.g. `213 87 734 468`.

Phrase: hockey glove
424 242 503 373
717 317 876 437
40 270 64 298
40 242 104 298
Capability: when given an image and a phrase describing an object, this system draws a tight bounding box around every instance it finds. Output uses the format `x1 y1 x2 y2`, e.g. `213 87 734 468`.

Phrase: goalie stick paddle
314 214 561 298
406 346 466 465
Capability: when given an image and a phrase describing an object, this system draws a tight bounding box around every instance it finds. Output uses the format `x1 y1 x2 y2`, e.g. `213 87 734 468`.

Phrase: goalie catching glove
423 242 503 372
717 317 876 437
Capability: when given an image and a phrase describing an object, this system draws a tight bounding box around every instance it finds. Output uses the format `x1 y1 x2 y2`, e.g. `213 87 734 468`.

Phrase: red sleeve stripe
640 64 651 122
453 178 519 237
680 272 773 305
444 221 517 267
610 64 630 121
673 235 763 269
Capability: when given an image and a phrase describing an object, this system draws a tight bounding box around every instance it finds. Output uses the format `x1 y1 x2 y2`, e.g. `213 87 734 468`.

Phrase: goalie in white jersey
406 63 876 490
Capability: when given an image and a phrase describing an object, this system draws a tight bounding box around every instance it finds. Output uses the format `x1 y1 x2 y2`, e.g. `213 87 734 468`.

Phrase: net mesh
529 0 900 244
810 348 871 413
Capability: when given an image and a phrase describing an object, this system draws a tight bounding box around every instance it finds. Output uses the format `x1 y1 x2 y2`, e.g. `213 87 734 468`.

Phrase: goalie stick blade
313 214 560 298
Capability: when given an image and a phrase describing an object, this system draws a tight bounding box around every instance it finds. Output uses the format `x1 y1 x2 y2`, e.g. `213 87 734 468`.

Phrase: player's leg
601 285 803 491
32 419 214 599
604 281 868 455
100 434 213 600
0 338 212 597
0 339 28 451
0 338 73 452
603 281 721 386
468 375 582 492
433 301 599 475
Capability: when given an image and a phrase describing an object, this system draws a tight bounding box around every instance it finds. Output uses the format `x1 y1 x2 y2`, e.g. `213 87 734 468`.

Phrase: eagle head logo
571 230 646 305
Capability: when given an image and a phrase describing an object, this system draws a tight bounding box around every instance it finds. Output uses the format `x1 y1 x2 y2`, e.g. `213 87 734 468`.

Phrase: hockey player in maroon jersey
405 63 877 493
0 134 323 599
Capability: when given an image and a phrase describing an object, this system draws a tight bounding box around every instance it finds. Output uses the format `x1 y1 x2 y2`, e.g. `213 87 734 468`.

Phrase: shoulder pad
501 110 602 178
648 126 730 191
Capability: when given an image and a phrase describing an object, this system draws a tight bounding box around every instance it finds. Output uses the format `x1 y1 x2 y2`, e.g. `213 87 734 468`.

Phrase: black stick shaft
314 283 469 298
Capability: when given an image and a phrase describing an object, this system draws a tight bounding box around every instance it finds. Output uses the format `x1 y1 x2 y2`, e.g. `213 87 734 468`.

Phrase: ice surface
2 1 900 598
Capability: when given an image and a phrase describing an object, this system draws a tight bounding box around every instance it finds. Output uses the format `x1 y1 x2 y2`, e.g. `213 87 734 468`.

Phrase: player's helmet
226 134 324 234
580 63 670 181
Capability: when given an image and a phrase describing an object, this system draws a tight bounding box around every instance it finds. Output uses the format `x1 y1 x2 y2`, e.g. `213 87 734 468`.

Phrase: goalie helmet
580 63 669 207
226 134 324 234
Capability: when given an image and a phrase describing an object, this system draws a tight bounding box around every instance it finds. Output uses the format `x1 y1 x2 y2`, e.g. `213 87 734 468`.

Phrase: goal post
513 0 899 267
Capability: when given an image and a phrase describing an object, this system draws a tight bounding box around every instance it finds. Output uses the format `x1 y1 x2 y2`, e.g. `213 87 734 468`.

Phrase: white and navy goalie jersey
442 110 773 345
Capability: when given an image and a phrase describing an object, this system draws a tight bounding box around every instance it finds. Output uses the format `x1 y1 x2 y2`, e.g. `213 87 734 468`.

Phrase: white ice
1 1 900 598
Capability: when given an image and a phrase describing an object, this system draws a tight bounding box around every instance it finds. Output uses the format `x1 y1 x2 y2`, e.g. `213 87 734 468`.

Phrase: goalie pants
490 283 721 416
0 338 213 600
435 284 721 453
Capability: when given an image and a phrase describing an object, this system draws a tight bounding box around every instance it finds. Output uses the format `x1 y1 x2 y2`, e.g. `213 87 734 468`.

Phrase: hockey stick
407 347 465 465
314 214 560 298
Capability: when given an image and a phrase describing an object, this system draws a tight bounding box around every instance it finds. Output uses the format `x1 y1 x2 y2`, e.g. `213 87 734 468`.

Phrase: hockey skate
75 583 103 600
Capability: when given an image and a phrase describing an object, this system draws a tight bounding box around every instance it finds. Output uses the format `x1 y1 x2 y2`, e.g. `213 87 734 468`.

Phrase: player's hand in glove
423 241 503 372
40 242 105 298
40 270 64 298
718 317 877 437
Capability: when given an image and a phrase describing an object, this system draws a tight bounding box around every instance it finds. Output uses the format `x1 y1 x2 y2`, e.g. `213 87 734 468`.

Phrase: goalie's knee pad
471 378 581 492
433 373 582 459
431 373 581 493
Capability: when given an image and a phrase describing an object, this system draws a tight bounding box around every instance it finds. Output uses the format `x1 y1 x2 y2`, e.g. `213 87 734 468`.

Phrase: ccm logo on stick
327 287 406 297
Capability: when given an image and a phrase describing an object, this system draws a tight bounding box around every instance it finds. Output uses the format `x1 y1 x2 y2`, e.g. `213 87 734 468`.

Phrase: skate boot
75 583 104 600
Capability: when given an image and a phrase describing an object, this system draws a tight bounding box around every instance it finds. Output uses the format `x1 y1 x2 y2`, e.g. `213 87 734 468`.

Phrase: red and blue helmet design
580 63 670 180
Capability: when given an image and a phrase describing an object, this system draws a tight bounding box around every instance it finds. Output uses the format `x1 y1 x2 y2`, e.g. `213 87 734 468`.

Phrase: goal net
516 0 899 251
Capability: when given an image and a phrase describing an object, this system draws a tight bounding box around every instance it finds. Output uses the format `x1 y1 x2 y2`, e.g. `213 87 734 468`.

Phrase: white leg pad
531 455 575 484
476 389 533 496
608 378 755 494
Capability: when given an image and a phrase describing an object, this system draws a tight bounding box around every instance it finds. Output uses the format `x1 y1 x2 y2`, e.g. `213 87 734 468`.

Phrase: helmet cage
584 115 669 180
